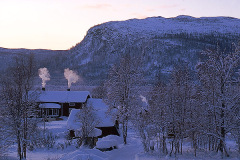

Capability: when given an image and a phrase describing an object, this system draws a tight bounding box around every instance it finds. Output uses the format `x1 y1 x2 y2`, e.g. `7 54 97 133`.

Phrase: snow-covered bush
96 135 122 151
28 129 57 150
56 143 64 150
64 139 73 148
64 130 73 140
96 140 117 150
43 131 57 149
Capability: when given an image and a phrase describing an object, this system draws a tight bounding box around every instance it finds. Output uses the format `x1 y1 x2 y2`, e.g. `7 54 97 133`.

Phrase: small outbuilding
67 98 120 147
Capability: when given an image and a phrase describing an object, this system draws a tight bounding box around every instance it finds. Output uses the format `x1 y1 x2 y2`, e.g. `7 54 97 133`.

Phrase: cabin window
53 109 58 115
51 109 59 116
42 108 59 117
69 102 75 106
49 109 52 115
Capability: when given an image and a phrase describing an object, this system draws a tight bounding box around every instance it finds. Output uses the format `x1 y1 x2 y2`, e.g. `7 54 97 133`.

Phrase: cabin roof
39 103 61 109
67 98 114 130
87 98 114 127
37 91 91 103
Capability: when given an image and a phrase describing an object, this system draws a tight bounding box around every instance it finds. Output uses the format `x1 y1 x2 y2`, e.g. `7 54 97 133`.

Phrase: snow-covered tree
132 107 154 152
147 72 169 154
105 54 143 144
196 45 240 157
0 100 12 157
165 63 193 156
1 55 38 159
75 102 100 147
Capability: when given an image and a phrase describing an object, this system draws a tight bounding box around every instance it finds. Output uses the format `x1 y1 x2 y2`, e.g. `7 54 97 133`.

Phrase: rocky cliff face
69 16 240 84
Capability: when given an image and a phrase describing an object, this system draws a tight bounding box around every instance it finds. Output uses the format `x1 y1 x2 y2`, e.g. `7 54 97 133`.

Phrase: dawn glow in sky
0 0 239 50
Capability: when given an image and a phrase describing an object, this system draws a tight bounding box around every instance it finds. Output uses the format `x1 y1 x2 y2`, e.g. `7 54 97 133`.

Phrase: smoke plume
64 68 79 88
140 95 148 104
38 67 50 87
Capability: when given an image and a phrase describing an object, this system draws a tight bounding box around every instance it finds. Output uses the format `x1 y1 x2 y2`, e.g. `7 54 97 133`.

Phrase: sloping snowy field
4 118 239 160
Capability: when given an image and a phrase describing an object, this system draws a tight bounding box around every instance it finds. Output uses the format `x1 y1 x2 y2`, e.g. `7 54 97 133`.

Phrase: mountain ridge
69 15 240 83
1 15 240 84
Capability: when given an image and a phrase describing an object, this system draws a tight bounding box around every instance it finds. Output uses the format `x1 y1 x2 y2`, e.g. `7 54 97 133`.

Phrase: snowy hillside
1 16 240 84
0 47 68 72
0 47 70 87
87 16 240 37
70 16 240 84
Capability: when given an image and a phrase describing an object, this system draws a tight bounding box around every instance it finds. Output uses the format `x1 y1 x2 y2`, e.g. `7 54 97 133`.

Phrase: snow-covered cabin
36 90 91 117
67 98 119 141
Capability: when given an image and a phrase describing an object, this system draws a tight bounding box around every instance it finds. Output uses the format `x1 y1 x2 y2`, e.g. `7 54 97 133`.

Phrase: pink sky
0 0 239 50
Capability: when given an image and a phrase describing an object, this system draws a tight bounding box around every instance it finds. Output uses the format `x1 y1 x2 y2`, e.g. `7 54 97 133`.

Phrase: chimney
42 87 45 91
67 88 70 91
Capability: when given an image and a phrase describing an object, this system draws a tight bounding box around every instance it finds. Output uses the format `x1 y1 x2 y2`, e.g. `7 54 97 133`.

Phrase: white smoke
38 67 50 88
64 68 79 88
140 95 148 104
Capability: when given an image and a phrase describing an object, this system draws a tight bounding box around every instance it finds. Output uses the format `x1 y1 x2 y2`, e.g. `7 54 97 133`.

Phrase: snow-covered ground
5 118 144 160
4 118 240 160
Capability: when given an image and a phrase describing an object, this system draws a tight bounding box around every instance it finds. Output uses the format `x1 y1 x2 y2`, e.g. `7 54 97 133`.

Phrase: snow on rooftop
67 109 80 130
88 128 102 137
67 99 114 131
75 128 102 137
37 91 91 103
67 109 103 137
87 98 114 127
39 103 61 108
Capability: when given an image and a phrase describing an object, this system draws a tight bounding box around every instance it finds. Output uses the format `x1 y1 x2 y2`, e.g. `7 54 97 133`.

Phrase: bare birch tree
75 102 100 148
147 72 169 154
164 63 193 156
196 45 240 157
1 55 38 160
105 54 143 144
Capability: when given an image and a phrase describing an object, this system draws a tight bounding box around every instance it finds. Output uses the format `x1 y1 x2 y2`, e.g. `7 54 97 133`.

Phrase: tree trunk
219 109 225 154
218 80 229 157
169 140 174 157
17 130 22 160
139 127 149 152
238 136 240 153
123 121 128 145
180 139 183 154
162 134 168 154
23 116 27 159
193 133 197 157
